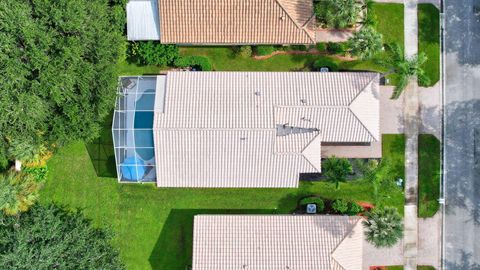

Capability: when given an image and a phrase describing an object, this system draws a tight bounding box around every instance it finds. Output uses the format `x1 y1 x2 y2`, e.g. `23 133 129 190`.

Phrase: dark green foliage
315 0 361 29
23 166 48 182
299 197 325 212
0 172 41 215
289 45 309 51
363 207 404 247
348 26 383 59
0 0 124 163
316 43 327 52
254 45 276 56
326 42 346 54
322 156 353 189
332 199 349 214
348 202 363 215
313 57 339 71
174 56 213 71
128 41 179 66
0 204 125 269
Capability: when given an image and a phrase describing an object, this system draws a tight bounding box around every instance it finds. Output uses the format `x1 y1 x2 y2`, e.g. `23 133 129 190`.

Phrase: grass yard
418 4 440 87
418 134 441 217
40 133 404 270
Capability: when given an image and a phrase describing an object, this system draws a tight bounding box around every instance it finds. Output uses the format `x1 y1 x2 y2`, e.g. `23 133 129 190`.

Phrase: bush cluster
232 46 253 57
23 166 48 182
332 199 349 214
316 43 327 52
174 56 213 71
128 41 179 66
326 42 348 54
313 58 339 71
254 45 276 56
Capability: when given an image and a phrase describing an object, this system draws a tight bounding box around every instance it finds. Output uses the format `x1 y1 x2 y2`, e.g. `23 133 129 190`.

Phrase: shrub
313 57 339 71
128 41 179 66
0 172 41 216
299 197 325 212
316 43 327 52
314 0 361 29
174 56 213 71
348 202 363 215
332 199 349 214
23 166 48 182
289 45 309 51
363 207 404 248
254 45 276 56
238 46 253 57
326 42 345 54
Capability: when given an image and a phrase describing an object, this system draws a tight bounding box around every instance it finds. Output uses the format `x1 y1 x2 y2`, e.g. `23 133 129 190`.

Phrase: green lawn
418 4 440 87
40 134 404 270
418 134 441 217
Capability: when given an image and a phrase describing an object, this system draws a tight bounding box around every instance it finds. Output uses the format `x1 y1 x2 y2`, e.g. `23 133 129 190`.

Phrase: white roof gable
126 0 160 40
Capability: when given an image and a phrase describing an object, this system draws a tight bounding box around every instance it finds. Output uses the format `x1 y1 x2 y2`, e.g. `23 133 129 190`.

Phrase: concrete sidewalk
403 0 420 269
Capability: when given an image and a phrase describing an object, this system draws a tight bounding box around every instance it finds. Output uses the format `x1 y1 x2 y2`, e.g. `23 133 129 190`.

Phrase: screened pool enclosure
112 76 164 182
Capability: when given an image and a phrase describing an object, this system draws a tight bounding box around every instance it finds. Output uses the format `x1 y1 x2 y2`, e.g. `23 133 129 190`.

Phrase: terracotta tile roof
157 0 315 44
153 72 380 188
192 215 364 270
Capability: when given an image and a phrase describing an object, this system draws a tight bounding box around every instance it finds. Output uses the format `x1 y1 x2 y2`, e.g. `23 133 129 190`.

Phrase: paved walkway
403 0 420 269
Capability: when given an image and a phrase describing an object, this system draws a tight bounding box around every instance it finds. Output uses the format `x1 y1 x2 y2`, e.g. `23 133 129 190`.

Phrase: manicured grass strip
418 4 440 86
370 3 405 47
382 134 406 180
418 134 441 217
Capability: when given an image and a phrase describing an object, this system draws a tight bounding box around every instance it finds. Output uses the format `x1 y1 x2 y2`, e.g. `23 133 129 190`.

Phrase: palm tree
315 0 361 29
380 43 430 99
348 26 383 59
322 156 353 189
363 207 404 248
0 172 41 215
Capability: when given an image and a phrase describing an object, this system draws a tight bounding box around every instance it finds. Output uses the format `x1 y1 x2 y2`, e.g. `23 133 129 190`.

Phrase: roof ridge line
348 73 378 106
330 218 362 269
274 0 316 42
347 106 377 142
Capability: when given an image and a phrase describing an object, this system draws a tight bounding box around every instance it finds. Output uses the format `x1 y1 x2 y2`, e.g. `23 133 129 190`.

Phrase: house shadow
86 111 117 178
147 208 280 270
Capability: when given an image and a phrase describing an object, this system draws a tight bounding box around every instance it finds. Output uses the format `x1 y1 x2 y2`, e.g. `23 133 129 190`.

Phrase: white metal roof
153 72 380 187
192 215 364 270
126 0 160 40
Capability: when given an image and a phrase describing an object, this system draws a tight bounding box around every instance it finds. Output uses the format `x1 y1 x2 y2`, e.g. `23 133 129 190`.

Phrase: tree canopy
0 204 125 269
380 43 430 98
322 156 353 189
362 206 404 248
0 0 124 163
348 26 383 59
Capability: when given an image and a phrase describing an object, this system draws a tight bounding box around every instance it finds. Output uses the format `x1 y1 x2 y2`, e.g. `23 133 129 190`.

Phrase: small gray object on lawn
306 203 317 214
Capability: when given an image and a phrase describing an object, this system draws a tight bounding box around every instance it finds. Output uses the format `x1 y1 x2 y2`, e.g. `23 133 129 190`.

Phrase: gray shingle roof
153 72 379 187
192 215 364 270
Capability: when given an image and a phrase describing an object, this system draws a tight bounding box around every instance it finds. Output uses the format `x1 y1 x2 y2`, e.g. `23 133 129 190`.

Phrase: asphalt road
444 0 480 268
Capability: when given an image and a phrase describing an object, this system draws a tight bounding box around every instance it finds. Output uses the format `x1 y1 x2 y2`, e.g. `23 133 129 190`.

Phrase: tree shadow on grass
148 208 278 270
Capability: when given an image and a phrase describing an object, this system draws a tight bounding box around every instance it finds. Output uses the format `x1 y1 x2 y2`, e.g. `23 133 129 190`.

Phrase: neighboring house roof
157 0 316 44
192 215 364 270
126 0 160 40
153 72 380 188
